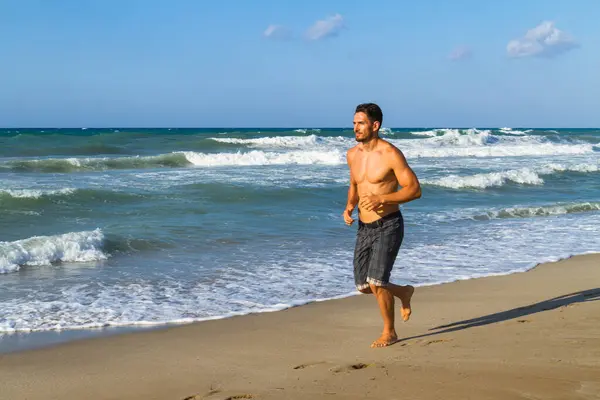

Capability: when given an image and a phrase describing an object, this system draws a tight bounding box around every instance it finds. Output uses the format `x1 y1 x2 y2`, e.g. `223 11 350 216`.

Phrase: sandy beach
1 253 599 400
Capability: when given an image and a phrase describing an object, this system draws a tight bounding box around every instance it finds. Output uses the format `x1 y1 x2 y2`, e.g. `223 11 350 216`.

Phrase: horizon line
1 126 598 130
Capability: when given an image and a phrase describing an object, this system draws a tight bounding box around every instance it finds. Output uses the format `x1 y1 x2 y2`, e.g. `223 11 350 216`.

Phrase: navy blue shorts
353 210 404 291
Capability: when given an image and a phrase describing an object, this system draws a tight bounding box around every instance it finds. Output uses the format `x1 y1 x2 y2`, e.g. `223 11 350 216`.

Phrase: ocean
1 127 599 352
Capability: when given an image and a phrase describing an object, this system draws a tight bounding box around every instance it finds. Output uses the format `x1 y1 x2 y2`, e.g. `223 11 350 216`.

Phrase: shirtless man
343 103 422 348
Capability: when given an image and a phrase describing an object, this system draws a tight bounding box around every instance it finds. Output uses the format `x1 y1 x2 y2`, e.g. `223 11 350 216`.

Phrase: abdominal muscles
357 181 399 223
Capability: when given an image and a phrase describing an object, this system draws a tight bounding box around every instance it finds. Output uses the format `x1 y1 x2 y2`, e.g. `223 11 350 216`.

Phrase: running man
343 103 422 348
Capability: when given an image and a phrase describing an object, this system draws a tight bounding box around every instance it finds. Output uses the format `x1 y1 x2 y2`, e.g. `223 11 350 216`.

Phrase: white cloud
305 14 344 41
507 21 578 58
448 46 472 61
263 25 292 40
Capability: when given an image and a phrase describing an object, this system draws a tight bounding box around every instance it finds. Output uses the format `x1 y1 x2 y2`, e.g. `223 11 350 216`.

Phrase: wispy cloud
305 14 344 41
448 46 472 61
507 21 578 58
263 24 292 40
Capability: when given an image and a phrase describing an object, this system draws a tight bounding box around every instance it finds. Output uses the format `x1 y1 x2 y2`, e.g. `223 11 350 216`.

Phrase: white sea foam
5 210 42 216
425 168 543 189
0 188 75 199
424 163 600 189
393 129 595 158
499 128 531 135
401 142 594 158
411 129 441 137
425 202 600 223
206 129 596 161
0 247 356 333
209 134 348 149
410 128 492 139
0 229 106 274
181 149 345 166
474 202 600 220
3 214 600 334
293 128 321 133
541 162 600 173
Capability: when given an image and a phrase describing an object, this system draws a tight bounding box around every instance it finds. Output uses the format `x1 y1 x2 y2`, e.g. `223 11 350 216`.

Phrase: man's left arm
379 148 421 205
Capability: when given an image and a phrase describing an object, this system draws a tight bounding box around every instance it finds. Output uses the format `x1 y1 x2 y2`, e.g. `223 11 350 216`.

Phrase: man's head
353 103 383 143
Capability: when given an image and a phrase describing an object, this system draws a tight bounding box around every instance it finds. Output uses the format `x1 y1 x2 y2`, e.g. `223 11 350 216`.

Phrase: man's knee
369 283 389 295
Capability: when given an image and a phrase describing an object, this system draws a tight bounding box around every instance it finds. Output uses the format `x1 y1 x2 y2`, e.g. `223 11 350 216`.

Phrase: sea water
1 127 599 350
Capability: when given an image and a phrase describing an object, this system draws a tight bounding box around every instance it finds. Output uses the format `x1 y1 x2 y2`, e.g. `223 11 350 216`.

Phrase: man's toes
371 337 397 347
402 310 411 321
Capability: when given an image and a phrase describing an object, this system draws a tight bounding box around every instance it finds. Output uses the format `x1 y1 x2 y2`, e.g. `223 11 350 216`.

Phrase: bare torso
349 140 399 223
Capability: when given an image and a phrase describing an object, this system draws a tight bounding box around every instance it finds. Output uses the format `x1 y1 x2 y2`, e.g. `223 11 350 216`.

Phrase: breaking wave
181 149 344 166
424 163 600 189
0 188 145 206
0 229 107 274
1 149 346 172
399 129 595 158
471 202 600 220
0 188 76 199
209 134 347 149
0 230 175 274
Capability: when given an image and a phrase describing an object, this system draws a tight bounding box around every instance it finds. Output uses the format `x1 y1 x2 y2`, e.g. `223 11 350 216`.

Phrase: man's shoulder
379 139 402 155
379 140 408 166
347 145 360 156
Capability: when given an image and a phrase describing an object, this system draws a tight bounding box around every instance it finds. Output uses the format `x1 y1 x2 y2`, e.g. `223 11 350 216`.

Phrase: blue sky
1 0 598 128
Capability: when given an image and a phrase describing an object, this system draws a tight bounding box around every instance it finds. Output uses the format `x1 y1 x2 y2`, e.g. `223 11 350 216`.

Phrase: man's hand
359 193 384 213
343 208 355 226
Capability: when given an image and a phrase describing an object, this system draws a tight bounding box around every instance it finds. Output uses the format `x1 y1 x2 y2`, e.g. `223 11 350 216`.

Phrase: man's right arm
344 149 358 224
346 176 358 213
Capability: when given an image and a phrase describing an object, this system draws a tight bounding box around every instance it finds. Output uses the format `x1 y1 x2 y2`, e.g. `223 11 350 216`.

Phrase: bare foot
400 285 414 322
371 332 398 348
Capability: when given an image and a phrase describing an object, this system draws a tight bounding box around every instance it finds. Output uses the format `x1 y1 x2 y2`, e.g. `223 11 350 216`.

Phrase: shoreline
2 250 598 355
1 253 599 399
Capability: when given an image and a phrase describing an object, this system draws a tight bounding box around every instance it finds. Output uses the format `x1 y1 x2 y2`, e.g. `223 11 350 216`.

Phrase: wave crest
1 149 346 172
181 149 345 166
209 134 348 149
473 202 600 220
2 153 191 172
0 188 75 199
401 129 595 158
0 229 107 274
424 163 600 189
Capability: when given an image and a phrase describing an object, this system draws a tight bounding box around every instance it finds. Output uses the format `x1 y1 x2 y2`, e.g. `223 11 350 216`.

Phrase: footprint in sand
422 339 452 346
293 361 327 370
183 392 253 400
330 363 372 373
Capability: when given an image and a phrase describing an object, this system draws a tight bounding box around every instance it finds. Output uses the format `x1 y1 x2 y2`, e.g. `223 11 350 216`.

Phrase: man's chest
350 151 392 184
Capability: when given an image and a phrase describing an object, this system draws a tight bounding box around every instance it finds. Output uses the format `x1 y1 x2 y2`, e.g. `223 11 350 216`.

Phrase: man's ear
373 121 381 132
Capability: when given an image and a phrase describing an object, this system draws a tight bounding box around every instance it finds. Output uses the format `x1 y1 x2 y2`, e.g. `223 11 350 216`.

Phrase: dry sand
1 254 599 400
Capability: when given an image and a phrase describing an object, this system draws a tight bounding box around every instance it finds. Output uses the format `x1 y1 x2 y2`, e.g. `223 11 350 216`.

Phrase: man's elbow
412 184 422 200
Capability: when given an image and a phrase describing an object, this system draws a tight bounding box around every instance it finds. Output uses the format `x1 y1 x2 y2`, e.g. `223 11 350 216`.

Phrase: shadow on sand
399 288 600 344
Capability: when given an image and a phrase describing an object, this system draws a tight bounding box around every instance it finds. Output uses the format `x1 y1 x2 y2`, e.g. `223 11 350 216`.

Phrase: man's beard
355 134 372 143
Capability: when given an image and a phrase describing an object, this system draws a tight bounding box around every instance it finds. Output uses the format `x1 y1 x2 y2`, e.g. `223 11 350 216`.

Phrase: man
343 103 422 348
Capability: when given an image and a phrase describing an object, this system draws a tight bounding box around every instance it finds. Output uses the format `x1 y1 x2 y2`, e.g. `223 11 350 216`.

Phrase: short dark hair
355 103 383 126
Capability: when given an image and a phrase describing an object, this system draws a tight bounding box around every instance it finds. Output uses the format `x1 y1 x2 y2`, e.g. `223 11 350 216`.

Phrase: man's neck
361 136 379 152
